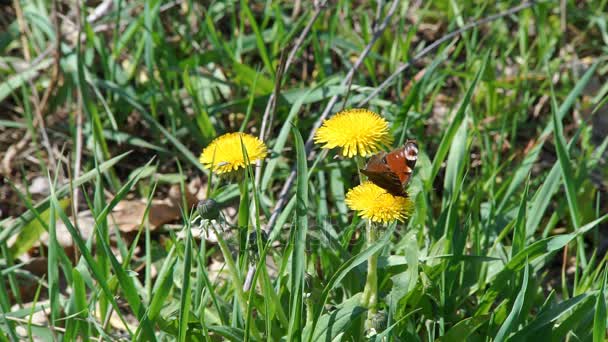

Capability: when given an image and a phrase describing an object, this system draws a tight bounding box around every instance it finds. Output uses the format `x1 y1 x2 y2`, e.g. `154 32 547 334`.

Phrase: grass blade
429 52 488 184
307 224 397 342
178 228 193 342
287 125 309 342
550 86 586 266
494 263 529 342
512 178 530 256
1 152 130 244
510 293 590 340
497 63 598 212
593 270 607 342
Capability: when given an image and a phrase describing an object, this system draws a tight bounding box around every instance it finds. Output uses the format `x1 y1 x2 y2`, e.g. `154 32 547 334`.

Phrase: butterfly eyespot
405 143 418 160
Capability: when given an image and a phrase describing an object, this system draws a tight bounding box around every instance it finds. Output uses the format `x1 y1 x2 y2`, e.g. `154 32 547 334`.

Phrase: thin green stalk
210 221 247 317
361 221 378 313
356 156 379 316
355 156 366 184
238 177 250 269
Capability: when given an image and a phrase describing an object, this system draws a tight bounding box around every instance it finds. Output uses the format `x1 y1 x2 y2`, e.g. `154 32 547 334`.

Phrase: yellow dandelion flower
314 108 393 158
200 132 268 174
345 181 413 223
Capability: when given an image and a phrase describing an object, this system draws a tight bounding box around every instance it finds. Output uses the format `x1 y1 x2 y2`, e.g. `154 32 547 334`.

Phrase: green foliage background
1 0 608 340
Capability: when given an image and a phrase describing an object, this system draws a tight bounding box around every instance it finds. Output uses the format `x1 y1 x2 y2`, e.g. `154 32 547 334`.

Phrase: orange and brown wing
385 140 418 187
360 153 406 196
385 154 413 185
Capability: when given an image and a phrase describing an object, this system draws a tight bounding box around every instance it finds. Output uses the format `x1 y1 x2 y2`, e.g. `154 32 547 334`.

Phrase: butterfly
360 140 418 197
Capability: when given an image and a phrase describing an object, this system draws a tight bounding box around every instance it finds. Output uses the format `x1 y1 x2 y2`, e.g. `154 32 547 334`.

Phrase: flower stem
356 156 379 322
211 221 248 315
357 156 378 312
361 220 378 313
355 156 366 184
237 181 250 269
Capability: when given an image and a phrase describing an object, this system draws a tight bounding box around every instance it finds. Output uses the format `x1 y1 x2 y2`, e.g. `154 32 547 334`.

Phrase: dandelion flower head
314 109 393 158
200 132 267 174
345 181 413 223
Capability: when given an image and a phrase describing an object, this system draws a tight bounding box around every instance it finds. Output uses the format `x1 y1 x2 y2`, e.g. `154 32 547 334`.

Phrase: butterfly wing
360 153 406 196
385 156 413 186
385 140 418 188
360 169 405 196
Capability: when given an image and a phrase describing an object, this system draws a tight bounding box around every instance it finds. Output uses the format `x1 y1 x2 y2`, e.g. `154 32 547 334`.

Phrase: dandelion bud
369 310 387 332
197 199 220 220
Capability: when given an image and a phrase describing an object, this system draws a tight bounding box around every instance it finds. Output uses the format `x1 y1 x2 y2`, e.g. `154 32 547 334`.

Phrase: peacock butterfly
360 140 418 197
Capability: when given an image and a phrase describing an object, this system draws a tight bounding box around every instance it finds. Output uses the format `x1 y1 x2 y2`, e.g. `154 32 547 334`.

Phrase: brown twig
256 0 327 145
1 131 30 176
13 0 31 62
39 0 62 116
4 316 67 334
259 49 287 143
24 75 58 178
285 1 327 76
252 0 328 189
85 0 114 23
254 50 287 189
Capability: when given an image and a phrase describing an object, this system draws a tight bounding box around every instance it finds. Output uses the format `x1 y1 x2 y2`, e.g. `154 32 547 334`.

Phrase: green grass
1 0 608 341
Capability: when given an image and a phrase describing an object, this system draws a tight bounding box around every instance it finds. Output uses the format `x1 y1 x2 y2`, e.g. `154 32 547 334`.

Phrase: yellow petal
345 181 413 223
199 132 268 174
314 109 393 158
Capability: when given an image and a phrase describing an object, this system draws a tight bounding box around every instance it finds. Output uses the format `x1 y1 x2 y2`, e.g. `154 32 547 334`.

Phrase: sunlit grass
1 1 608 341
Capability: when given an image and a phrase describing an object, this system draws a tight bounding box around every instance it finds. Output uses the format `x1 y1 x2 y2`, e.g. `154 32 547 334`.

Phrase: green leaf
512 178 530 256
495 263 529 342
0 59 53 102
147 248 177 322
240 0 274 77
87 160 157 340
308 224 397 342
430 52 488 184
509 294 590 340
551 294 596 341
9 198 70 258
442 115 469 207
525 161 560 238
51 187 134 336
477 214 608 314
389 231 418 313
438 315 490 342
302 294 366 342
47 177 59 325
178 229 193 342
593 270 607 342
497 62 598 212
550 84 587 267
207 326 245 342
551 91 582 230
231 61 274 94
64 268 89 340
287 125 309 342
526 129 581 239
1 152 130 244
